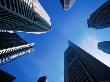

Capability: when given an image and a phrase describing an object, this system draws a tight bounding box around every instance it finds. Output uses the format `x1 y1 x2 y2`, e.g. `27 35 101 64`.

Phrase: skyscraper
37 76 47 82
64 41 110 82
88 0 110 29
0 0 51 34
98 41 110 54
0 32 34 65
60 0 75 10
0 69 16 82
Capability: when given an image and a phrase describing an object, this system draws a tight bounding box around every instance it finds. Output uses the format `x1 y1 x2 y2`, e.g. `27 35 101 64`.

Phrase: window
6 0 10 9
17 0 21 14
10 0 15 11
14 0 18 13
0 0 5 6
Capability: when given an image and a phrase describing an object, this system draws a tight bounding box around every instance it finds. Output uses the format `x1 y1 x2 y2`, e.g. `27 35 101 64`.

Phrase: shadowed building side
0 0 51 34
0 32 34 65
60 0 75 10
37 76 47 82
0 69 16 82
64 41 110 82
88 0 110 29
98 41 110 54
60 0 64 9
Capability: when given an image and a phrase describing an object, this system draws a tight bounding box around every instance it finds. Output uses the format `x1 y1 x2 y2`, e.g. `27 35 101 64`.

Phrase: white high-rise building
0 32 34 65
0 0 51 34
60 0 75 10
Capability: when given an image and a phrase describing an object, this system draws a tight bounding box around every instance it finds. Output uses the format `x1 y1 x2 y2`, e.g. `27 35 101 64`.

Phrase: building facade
64 41 110 82
88 0 110 29
60 0 75 10
37 76 47 82
98 41 110 54
0 32 34 65
0 69 16 82
0 0 51 34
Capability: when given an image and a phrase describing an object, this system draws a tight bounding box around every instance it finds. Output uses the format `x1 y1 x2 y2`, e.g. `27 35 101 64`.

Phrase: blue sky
1 0 110 82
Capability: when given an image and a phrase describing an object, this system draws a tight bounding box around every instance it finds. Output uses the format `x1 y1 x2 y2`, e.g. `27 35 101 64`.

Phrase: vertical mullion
0 0 5 6
6 0 11 9
14 0 18 13
17 0 21 14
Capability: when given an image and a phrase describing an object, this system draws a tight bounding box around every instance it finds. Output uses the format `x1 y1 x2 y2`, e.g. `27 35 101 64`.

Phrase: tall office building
64 41 110 82
0 0 51 34
88 0 110 29
0 32 34 65
98 41 110 54
60 0 75 10
37 76 47 82
0 69 16 82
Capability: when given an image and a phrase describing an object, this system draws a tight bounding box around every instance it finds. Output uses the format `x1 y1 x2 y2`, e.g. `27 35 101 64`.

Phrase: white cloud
79 35 110 67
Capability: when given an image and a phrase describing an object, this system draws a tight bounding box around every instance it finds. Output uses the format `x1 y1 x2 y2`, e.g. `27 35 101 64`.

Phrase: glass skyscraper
88 0 110 29
0 32 34 65
64 41 110 82
98 41 110 54
0 69 16 82
60 0 75 10
37 76 47 82
0 0 51 34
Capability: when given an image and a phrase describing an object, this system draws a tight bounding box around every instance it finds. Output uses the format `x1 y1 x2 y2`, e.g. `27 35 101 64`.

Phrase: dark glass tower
0 0 51 34
0 69 16 82
64 41 110 82
98 41 110 54
37 76 47 82
0 32 34 65
88 0 110 29
60 0 75 10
